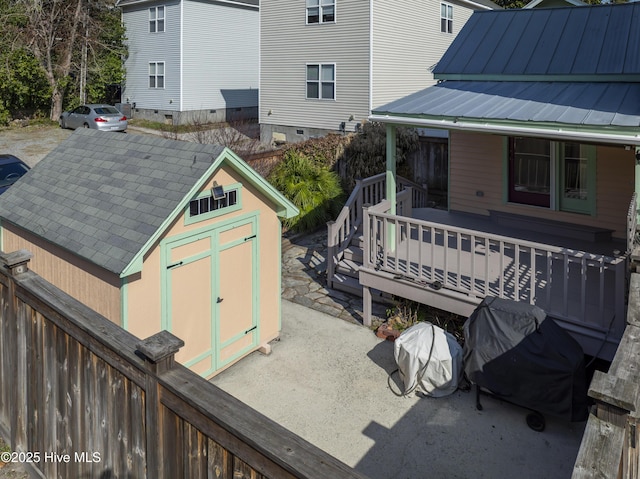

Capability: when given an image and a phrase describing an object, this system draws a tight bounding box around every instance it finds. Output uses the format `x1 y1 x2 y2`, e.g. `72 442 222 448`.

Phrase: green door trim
160 210 261 376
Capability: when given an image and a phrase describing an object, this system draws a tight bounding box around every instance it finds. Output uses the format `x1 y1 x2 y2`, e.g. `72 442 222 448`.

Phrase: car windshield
0 163 29 187
94 106 120 115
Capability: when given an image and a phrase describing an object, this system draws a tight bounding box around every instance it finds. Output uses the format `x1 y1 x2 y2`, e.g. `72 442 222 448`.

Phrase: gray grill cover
394 322 463 397
463 297 588 422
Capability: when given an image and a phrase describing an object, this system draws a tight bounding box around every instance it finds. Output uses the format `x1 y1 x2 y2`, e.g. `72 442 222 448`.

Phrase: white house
117 0 259 125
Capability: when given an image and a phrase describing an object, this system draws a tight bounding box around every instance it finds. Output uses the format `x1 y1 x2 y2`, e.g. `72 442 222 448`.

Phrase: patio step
330 272 391 304
335 258 360 279
343 245 363 263
489 210 614 243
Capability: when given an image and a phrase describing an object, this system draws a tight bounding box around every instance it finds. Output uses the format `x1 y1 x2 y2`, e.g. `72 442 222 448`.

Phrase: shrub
339 122 419 190
268 150 344 233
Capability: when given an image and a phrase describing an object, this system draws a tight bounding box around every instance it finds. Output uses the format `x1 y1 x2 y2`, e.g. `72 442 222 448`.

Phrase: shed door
163 215 258 377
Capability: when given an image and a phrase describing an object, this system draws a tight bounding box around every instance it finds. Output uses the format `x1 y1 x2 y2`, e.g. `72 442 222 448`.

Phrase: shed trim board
121 147 297 278
160 211 260 377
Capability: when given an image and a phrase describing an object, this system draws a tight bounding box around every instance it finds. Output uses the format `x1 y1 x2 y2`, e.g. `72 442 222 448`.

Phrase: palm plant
268 150 343 233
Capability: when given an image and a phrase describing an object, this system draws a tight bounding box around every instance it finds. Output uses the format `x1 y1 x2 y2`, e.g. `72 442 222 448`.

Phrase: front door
163 215 258 376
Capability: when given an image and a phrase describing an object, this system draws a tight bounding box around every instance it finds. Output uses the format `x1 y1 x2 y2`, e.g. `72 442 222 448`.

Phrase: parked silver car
59 104 127 132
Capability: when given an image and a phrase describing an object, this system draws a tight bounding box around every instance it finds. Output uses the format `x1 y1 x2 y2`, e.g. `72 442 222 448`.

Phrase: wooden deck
359 200 628 361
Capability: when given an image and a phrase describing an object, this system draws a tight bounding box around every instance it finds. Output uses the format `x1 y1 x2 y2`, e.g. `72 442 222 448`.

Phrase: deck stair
327 173 428 301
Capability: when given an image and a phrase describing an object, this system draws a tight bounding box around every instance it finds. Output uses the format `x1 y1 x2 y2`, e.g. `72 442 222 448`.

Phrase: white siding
371 0 477 109
122 0 182 110
260 0 371 132
182 1 259 111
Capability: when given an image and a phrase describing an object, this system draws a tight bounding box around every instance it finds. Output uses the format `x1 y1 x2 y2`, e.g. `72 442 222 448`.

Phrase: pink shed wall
1 222 122 323
449 130 635 239
125 163 283 372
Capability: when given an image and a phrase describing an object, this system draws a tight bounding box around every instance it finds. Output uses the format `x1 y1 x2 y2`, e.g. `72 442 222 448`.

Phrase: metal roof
0 129 296 276
370 81 640 144
434 3 640 79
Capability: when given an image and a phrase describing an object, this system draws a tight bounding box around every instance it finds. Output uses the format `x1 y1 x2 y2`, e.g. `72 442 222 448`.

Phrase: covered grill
463 297 589 431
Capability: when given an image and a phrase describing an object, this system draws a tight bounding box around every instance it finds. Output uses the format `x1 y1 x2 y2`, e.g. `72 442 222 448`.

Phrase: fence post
0 249 33 453
136 330 185 479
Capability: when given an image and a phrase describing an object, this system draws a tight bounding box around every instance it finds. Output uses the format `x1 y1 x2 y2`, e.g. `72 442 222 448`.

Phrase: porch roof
370 80 640 145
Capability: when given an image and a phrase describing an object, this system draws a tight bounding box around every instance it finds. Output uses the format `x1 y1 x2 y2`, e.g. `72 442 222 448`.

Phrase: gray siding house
260 0 498 145
117 0 259 125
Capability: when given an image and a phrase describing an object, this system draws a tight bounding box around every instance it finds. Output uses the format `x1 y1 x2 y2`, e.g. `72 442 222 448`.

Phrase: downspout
386 123 397 250
369 0 373 114
636 147 640 212
180 0 184 110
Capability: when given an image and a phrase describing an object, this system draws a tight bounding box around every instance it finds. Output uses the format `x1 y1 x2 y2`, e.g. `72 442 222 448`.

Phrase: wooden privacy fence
0 250 365 479
573 272 640 478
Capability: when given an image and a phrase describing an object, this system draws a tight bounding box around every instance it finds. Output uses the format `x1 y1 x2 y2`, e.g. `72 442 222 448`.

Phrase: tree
0 0 126 122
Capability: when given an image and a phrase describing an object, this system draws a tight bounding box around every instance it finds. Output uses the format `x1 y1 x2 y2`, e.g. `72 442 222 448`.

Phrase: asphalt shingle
0 129 224 274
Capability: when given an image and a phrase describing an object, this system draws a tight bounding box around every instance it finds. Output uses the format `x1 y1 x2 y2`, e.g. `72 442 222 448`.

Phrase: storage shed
0 129 298 377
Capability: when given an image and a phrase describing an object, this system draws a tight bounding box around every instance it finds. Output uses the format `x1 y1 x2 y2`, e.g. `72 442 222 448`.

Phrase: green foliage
268 150 344 233
282 134 350 169
340 122 418 190
0 49 50 123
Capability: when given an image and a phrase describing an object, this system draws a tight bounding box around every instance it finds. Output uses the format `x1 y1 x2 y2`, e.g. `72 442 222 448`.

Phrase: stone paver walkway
281 229 388 327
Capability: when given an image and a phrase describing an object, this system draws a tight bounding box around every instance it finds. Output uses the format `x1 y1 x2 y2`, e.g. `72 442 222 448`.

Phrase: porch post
386 124 397 250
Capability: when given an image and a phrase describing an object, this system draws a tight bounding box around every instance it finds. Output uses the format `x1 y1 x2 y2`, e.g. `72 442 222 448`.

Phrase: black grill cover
463 297 588 422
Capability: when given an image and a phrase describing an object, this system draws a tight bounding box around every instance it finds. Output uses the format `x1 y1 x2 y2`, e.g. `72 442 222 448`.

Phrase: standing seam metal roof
433 3 640 77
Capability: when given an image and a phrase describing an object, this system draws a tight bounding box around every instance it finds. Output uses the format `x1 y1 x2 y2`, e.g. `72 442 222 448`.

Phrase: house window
149 62 165 88
186 185 242 224
441 3 453 33
508 137 595 215
306 0 335 24
306 64 335 100
149 6 165 33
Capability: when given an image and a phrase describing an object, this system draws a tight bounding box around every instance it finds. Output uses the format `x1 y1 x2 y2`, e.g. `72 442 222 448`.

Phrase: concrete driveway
211 300 585 479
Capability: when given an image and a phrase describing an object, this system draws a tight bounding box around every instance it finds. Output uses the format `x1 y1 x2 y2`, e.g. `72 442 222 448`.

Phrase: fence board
0 252 366 479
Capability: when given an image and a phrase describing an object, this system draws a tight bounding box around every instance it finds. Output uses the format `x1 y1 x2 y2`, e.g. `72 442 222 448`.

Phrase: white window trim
440 2 453 34
306 63 336 101
149 61 165 89
149 5 165 33
306 0 336 25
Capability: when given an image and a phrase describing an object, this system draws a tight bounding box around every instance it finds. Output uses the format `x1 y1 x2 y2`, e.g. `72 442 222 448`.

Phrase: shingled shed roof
0 129 296 276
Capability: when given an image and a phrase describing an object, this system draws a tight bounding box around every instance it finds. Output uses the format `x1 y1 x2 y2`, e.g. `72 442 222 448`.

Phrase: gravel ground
0 123 73 167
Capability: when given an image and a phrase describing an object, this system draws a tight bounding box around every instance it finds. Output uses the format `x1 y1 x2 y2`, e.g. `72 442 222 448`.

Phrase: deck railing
363 203 627 342
326 174 426 287
628 192 638 254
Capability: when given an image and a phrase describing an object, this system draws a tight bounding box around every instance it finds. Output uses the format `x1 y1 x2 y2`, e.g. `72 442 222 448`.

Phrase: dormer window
307 0 335 24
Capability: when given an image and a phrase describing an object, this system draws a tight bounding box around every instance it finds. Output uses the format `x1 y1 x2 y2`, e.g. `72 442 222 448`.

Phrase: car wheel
83 123 89 129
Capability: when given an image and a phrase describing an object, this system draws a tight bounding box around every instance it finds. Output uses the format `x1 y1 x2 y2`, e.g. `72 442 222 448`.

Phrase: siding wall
122 0 182 111
259 0 371 133
449 130 635 238
371 0 476 109
125 163 283 377
1 223 122 323
182 1 258 111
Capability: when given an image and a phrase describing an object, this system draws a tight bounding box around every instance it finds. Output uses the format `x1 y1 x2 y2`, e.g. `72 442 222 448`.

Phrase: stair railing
327 173 427 288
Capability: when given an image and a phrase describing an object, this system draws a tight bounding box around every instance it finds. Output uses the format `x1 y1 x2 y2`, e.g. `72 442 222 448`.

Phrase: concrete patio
211 299 586 479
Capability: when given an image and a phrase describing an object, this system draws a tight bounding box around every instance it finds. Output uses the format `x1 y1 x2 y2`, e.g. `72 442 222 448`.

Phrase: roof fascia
369 113 640 146
433 74 640 82
120 149 298 278
456 0 496 10
117 0 258 9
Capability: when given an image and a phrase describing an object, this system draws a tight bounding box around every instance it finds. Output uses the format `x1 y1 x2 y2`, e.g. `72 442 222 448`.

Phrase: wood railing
628 192 638 255
0 250 365 479
362 205 627 348
327 174 426 287
573 272 640 479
